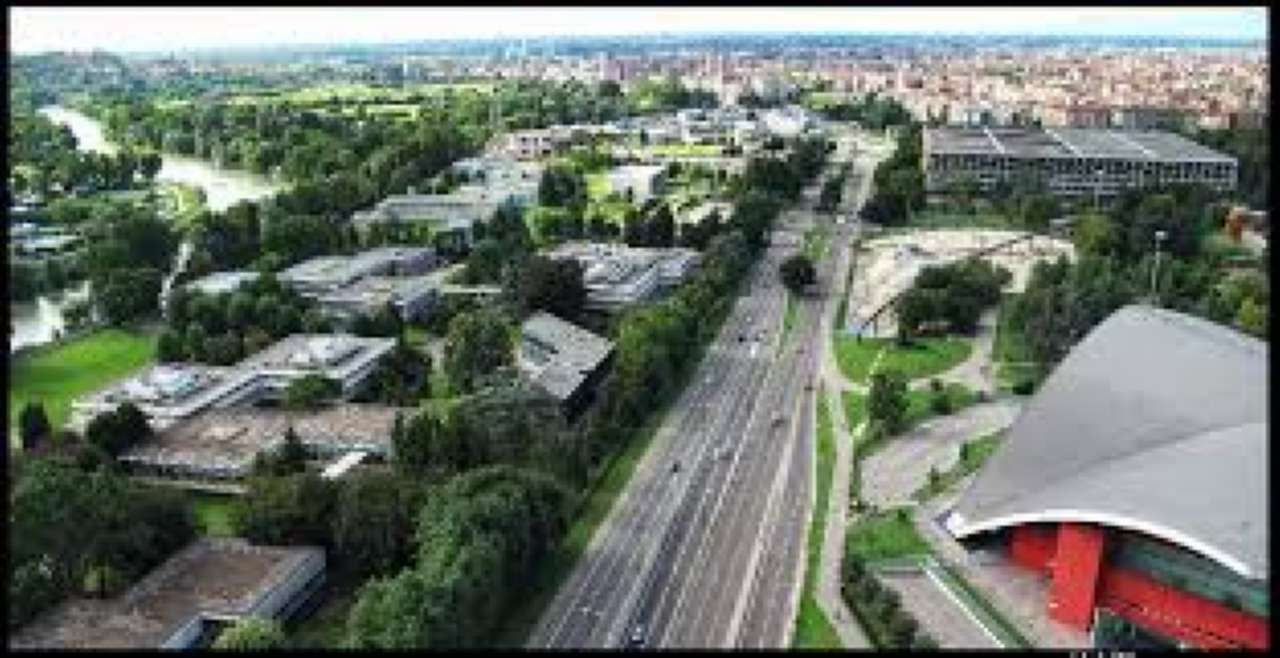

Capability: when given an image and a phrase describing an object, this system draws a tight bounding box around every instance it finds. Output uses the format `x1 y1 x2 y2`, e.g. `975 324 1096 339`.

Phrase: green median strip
931 559 1031 648
792 386 842 648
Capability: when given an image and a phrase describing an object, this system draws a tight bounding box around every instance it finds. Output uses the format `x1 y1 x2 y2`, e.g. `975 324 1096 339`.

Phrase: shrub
1012 378 1036 396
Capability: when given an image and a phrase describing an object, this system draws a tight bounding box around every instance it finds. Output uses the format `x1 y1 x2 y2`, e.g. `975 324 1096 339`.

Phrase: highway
528 129 869 649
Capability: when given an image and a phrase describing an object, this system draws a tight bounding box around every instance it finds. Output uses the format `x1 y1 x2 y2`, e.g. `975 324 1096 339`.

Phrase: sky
9 6 1269 54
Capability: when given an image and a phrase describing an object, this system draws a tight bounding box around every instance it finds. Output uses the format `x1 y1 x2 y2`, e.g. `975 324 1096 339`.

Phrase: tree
232 472 337 548
332 471 426 577
868 370 908 435
156 329 187 362
213 617 287 650
779 254 817 293
85 402 151 458
19 402 52 452
516 256 586 322
443 308 514 394
283 375 340 410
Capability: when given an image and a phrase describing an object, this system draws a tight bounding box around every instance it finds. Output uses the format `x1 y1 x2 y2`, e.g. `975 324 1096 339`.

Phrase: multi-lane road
528 130 869 649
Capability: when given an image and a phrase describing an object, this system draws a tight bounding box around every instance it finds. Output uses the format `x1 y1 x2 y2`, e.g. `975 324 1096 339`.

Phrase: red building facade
1007 523 1269 650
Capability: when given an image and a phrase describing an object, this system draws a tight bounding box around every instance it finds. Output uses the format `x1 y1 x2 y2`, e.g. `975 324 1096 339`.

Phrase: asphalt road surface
528 138 861 649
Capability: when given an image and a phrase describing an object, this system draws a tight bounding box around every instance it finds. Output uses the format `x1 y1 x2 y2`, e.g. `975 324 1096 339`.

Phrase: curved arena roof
947 305 1268 580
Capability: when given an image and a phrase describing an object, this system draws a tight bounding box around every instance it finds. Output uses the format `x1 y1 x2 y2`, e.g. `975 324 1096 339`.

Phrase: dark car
628 624 646 647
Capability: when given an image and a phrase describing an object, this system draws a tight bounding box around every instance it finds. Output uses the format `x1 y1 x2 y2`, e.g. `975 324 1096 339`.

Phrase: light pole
1150 230 1168 302
1093 166 1105 212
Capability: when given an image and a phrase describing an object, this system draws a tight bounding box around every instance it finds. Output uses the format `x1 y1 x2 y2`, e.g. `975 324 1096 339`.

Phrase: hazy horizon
9 7 1269 55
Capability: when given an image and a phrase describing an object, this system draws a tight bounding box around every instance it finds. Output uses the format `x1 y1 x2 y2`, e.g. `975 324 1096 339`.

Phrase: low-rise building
518 311 614 415
606 164 668 203
182 271 261 297
279 247 436 296
119 404 404 481
69 334 395 431
545 242 701 312
923 127 1238 201
315 274 439 323
9 538 326 650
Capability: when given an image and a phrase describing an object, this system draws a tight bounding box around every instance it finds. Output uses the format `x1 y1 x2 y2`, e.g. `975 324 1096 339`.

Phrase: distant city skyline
9 6 1269 55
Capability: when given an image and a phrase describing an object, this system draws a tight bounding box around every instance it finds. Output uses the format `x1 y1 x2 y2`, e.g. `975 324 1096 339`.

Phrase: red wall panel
1098 566 1269 650
1009 524 1057 573
1048 523 1106 630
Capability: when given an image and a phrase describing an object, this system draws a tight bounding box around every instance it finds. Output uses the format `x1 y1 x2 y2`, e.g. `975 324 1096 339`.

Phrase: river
10 106 283 353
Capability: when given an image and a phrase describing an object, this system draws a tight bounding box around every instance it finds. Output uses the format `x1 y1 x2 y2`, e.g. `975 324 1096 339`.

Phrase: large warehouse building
945 305 1267 650
922 127 1238 200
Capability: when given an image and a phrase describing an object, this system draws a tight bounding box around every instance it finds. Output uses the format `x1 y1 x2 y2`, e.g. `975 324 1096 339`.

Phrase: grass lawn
9 328 157 444
993 298 1045 394
793 387 842 648
586 171 611 201
846 510 930 563
190 492 237 537
780 293 799 349
841 390 867 432
908 209 1019 230
834 336 972 385
902 382 979 431
287 566 368 649
913 431 1003 502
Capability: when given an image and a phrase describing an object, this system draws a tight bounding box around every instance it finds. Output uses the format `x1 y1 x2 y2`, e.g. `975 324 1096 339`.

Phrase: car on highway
628 624 647 648
772 414 786 428
671 460 681 474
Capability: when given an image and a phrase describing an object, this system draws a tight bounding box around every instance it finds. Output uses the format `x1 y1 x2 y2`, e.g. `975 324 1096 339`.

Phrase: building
1111 106 1188 132
606 164 668 203
517 311 614 415
945 305 1268 650
314 274 439 323
9 538 325 650
279 247 437 296
545 242 701 312
69 334 395 431
922 127 1238 201
119 404 404 481
351 183 537 245
182 271 261 297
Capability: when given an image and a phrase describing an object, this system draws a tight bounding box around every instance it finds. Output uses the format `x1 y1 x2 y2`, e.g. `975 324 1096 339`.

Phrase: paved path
913 489 1091 649
932 308 999 394
878 566 1002 648
861 400 1021 508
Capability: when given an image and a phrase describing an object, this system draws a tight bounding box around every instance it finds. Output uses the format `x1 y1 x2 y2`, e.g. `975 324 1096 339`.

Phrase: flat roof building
315 274 439 323
182 270 261 297
278 247 436 296
120 404 404 481
606 164 668 204
518 311 614 414
923 127 1238 200
545 242 700 312
9 538 325 650
70 335 395 431
945 305 1267 650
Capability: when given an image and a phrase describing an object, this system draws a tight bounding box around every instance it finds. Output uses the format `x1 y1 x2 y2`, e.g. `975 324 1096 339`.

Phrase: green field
191 492 237 537
834 336 972 384
902 382 978 431
846 510 930 562
804 224 831 263
993 299 1045 393
228 81 494 107
908 209 1019 230
9 328 157 444
792 388 843 648
841 390 867 432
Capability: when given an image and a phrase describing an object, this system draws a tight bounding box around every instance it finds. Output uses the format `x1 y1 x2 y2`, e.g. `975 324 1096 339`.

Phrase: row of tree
860 124 925 226
9 457 195 629
840 529 937 649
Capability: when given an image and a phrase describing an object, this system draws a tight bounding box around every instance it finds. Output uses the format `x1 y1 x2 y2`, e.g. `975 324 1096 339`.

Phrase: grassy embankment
912 431 1003 502
9 328 157 446
792 387 843 648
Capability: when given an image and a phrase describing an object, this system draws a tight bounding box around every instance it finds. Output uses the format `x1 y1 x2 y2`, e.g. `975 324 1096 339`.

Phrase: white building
606 164 668 204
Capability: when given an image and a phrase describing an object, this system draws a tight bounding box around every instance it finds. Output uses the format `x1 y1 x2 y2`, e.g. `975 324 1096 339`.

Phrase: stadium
945 305 1268 649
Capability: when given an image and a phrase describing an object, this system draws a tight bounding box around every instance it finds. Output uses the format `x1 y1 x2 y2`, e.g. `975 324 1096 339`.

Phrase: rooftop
926 127 1237 162
519 311 615 402
9 538 323 649
183 271 260 297
236 334 394 377
122 404 405 477
947 305 1268 580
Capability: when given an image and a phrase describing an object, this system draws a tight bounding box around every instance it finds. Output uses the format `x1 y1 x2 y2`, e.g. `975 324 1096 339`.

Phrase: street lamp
1093 166 1105 212
1150 230 1168 302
